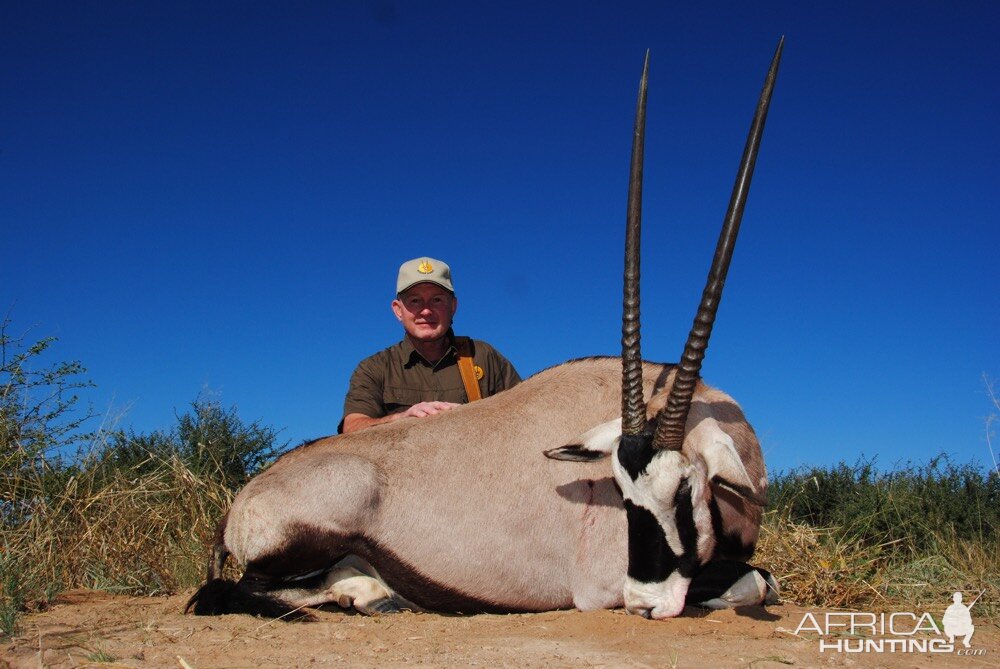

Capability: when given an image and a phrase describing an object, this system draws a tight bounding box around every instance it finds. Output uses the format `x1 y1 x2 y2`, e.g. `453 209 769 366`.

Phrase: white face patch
611 441 719 592
613 450 704 559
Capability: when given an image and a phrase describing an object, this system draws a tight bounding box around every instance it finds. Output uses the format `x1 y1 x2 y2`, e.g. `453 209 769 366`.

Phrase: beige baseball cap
396 257 455 294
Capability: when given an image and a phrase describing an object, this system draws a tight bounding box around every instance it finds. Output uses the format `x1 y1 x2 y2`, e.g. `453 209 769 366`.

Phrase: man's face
392 283 457 342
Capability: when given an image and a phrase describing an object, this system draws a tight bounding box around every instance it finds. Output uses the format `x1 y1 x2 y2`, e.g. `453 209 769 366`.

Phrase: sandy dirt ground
2 590 997 668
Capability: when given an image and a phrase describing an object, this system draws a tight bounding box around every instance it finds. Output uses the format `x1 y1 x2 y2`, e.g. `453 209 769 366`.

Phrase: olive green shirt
339 331 520 432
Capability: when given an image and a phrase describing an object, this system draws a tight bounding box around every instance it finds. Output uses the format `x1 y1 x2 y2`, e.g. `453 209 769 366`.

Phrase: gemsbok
187 38 783 620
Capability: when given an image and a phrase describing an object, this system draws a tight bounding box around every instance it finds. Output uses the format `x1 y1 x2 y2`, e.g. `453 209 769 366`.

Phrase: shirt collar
401 329 457 368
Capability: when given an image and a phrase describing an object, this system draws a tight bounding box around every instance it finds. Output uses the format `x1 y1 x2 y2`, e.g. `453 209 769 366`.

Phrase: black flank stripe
248 522 350 580
358 539 528 614
245 523 528 614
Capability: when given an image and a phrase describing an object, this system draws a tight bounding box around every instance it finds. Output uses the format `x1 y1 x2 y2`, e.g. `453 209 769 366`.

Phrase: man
339 256 520 434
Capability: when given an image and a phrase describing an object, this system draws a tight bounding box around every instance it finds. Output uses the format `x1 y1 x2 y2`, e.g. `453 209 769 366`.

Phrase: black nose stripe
673 479 700 577
624 499 675 584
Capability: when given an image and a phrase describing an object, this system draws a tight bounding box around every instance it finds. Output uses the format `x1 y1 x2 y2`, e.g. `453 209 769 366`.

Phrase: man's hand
342 402 461 434
402 401 460 419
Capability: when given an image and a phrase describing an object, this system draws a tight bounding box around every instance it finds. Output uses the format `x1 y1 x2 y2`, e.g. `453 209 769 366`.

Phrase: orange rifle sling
455 337 482 402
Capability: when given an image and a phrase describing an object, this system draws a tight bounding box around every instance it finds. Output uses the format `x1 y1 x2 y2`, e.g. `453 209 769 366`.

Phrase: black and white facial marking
545 411 766 619
613 433 716 619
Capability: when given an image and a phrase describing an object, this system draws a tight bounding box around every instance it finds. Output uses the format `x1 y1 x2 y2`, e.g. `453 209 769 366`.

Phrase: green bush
769 457 1000 550
0 317 285 637
1 317 95 481
104 398 284 490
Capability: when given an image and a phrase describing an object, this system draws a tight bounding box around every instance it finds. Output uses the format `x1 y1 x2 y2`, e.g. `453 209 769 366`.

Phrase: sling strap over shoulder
455 337 482 402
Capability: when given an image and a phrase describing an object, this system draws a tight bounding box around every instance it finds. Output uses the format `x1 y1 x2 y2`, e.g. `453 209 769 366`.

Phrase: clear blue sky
3 1 997 473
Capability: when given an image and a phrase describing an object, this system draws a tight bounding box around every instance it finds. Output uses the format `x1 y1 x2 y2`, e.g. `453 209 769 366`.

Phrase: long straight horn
652 37 784 450
622 50 650 437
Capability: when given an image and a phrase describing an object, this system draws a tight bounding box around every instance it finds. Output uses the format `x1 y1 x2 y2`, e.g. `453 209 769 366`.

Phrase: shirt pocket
383 386 430 414
384 384 467 411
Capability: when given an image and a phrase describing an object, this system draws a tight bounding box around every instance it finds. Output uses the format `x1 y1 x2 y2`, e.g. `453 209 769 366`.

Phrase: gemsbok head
546 39 783 618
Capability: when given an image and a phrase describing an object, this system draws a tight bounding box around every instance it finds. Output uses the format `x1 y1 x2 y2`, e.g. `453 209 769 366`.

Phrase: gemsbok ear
544 418 622 461
700 436 768 507
544 445 608 462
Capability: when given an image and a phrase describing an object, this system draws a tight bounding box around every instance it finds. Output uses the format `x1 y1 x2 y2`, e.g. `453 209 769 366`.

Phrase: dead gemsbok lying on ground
187 39 783 620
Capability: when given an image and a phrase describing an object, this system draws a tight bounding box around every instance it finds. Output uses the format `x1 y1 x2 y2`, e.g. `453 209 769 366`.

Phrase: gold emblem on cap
417 260 434 274
474 365 484 380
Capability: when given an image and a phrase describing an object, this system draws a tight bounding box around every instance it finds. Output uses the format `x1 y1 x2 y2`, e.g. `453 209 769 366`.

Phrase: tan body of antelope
188 40 783 620
194 359 765 616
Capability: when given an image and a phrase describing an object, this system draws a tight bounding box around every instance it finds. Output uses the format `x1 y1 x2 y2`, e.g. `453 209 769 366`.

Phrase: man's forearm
341 412 401 434
342 401 460 434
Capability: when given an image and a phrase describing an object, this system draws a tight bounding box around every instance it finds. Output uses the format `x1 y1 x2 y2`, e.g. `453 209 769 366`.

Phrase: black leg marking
685 560 758 603
758 567 780 604
185 576 314 620
368 597 402 614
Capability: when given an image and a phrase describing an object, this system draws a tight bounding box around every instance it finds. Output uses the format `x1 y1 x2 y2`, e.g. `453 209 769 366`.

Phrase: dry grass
757 511 999 619
1 318 274 635
757 512 888 610
1 447 232 631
